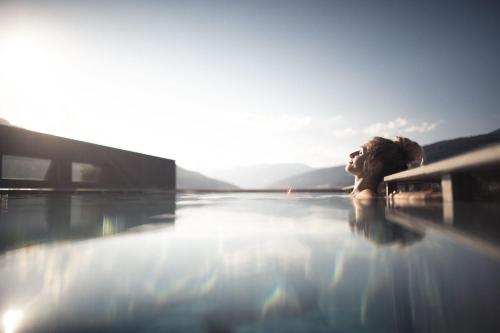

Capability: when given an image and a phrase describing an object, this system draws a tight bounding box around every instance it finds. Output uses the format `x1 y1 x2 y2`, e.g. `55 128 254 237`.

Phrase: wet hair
363 136 423 184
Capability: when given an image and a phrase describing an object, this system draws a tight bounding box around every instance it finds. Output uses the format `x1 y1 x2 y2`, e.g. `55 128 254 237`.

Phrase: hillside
423 129 500 163
176 166 239 190
269 165 353 189
205 163 313 189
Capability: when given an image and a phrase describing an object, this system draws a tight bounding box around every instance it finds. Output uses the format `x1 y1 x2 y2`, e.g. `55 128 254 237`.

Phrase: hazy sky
1 0 499 172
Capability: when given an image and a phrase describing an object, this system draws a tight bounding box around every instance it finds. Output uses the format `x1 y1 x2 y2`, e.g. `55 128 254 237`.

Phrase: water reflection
0 193 175 254
0 193 499 332
350 199 424 246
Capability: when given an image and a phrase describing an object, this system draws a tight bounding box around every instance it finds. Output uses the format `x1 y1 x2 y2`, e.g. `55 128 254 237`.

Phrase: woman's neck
351 176 379 198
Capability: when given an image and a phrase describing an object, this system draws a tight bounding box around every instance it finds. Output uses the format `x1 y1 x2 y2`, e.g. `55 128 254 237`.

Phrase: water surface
1 193 499 332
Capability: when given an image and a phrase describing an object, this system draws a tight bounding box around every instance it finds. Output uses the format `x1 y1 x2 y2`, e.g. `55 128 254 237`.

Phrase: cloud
328 115 343 122
364 117 407 136
363 117 440 137
332 127 357 137
403 121 441 133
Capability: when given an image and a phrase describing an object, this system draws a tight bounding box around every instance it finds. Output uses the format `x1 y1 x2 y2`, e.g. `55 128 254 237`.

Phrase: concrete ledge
384 143 500 201
384 143 500 182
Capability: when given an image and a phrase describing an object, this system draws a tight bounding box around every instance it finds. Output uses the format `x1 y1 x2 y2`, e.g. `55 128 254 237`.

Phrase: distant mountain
270 165 353 189
423 129 500 163
177 129 500 190
205 163 313 189
269 128 500 189
176 166 238 190
0 118 11 126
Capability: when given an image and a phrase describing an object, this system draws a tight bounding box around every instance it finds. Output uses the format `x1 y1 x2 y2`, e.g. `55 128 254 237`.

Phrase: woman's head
346 136 423 183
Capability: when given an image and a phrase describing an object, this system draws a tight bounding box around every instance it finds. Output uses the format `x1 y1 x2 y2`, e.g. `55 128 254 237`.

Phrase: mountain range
423 128 500 163
176 129 500 190
204 163 313 189
3 116 497 190
268 165 353 189
176 166 238 190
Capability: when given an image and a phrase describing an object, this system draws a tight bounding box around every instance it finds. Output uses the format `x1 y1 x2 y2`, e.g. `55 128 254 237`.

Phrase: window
1 155 52 181
72 162 101 183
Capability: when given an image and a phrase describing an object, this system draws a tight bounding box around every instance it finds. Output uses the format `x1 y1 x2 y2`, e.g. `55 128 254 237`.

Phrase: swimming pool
1 192 499 332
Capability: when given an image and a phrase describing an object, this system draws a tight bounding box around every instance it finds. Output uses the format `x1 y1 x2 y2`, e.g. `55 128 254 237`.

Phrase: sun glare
2 309 23 333
0 24 56 78
0 21 70 134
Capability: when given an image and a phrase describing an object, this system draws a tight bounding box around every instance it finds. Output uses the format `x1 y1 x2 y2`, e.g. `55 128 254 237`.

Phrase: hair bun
394 136 424 167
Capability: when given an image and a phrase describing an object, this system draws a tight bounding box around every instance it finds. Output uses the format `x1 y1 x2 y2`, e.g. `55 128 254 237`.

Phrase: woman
346 136 423 199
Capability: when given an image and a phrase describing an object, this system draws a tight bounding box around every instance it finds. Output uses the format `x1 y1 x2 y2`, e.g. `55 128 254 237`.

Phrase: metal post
386 182 396 197
441 173 454 202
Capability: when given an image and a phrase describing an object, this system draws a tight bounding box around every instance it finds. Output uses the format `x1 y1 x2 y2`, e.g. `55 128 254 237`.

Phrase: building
0 124 175 191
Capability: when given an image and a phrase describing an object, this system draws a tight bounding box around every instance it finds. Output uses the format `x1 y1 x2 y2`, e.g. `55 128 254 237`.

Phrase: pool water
1 193 499 332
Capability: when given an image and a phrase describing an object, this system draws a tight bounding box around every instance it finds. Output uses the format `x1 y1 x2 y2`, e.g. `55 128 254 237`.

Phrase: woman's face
346 146 367 176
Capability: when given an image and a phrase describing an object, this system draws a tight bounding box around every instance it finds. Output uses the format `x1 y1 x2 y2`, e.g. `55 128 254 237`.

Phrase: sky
0 0 499 173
